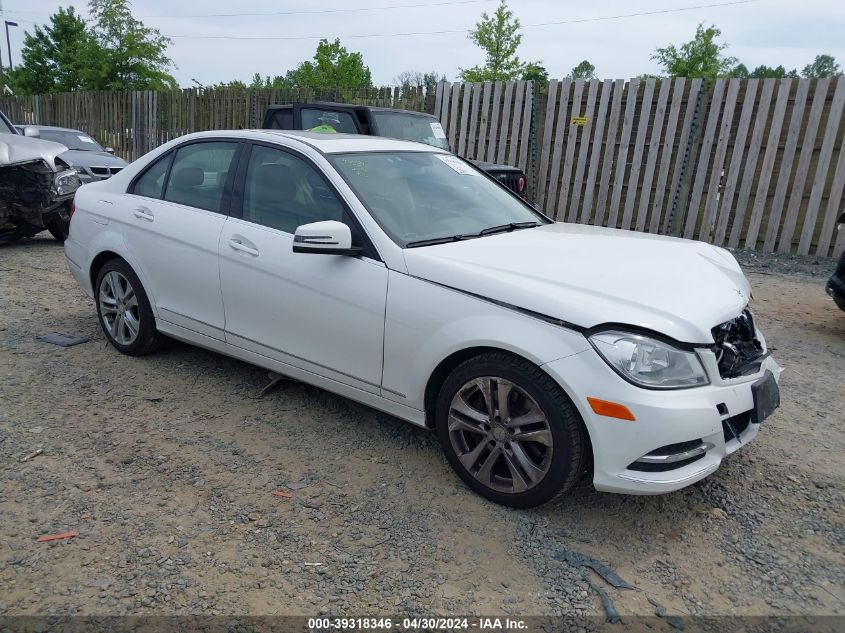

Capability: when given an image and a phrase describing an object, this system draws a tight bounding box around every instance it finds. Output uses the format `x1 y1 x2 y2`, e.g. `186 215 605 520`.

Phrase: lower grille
722 412 752 443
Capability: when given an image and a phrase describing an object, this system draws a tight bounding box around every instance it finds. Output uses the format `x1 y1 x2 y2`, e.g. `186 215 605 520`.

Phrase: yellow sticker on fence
571 115 588 126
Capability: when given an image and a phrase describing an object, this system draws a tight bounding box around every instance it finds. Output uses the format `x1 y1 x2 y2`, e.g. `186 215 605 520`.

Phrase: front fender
382 271 590 410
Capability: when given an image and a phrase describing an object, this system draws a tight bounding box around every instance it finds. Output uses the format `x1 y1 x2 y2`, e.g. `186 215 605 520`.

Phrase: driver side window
241 145 346 235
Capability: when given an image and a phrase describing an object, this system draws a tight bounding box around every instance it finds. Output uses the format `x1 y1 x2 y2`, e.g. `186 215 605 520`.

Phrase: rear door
123 140 240 340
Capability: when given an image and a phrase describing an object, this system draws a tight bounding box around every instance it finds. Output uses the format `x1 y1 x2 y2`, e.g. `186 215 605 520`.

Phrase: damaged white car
65 130 783 507
1 110 81 245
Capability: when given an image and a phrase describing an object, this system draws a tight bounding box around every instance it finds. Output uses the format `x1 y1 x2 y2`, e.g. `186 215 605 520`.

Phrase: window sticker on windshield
435 154 476 175
78 135 96 143
429 122 447 139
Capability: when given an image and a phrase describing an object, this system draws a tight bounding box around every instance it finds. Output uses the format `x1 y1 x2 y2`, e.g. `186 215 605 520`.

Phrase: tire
46 221 69 242
835 294 845 312
95 258 163 356
435 351 585 508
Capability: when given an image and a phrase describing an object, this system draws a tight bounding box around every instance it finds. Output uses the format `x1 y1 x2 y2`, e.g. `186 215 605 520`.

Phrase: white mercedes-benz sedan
64 130 782 507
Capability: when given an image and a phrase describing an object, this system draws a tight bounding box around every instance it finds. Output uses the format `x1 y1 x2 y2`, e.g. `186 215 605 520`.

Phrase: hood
402 223 751 344
60 149 128 169
0 135 69 170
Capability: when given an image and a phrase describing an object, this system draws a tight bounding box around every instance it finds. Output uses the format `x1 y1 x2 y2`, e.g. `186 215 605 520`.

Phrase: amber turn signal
587 397 636 421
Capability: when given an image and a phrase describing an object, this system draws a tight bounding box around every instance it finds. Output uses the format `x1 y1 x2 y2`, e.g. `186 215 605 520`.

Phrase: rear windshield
370 112 450 150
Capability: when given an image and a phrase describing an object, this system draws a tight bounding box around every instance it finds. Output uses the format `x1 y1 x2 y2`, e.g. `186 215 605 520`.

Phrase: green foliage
570 60 597 80
284 39 373 91
652 24 737 78
749 65 798 79
459 1 525 82
522 62 548 85
87 0 176 90
7 7 96 94
8 1 176 94
801 54 842 78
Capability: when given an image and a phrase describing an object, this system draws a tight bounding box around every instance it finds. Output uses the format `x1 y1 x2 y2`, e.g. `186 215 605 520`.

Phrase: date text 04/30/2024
307 617 529 630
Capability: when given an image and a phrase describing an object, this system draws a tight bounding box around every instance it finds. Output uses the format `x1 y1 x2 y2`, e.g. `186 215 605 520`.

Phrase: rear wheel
95 258 163 356
435 352 585 508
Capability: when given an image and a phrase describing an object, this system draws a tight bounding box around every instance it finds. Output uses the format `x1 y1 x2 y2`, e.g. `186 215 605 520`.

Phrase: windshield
37 129 104 151
370 112 450 151
330 151 545 247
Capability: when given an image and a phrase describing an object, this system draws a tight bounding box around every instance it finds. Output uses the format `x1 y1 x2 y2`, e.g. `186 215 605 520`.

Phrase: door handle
133 207 154 221
228 238 259 256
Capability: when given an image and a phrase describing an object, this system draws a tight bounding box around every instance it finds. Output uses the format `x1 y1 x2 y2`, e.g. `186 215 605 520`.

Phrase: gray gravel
1 235 843 619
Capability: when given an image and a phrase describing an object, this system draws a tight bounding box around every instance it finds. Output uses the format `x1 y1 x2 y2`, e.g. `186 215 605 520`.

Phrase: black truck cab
262 102 527 199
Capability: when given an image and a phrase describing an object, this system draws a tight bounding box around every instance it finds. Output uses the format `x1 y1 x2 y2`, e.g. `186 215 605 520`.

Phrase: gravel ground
0 235 843 621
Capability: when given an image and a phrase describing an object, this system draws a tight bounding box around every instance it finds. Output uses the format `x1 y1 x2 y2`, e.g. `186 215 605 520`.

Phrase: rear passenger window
163 142 237 213
132 152 172 199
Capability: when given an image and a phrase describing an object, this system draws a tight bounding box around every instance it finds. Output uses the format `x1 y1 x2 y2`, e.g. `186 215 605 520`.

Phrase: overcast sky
1 0 843 86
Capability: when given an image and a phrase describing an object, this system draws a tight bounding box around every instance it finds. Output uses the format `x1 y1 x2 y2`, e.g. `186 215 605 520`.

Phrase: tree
87 0 176 90
749 64 798 79
522 62 548 85
393 70 447 88
459 0 525 82
802 54 842 78
285 38 373 91
570 60 596 80
8 6 97 94
652 24 737 78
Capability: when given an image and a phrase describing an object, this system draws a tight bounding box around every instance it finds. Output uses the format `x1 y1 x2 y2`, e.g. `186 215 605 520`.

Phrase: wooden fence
1 86 428 162
435 77 845 258
2 79 844 257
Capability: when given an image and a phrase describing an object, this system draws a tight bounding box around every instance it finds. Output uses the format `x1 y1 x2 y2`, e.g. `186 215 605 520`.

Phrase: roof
266 102 437 118
176 129 445 155
23 125 85 133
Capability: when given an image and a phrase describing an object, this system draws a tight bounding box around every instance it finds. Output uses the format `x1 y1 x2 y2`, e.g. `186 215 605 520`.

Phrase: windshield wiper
478 221 539 236
406 234 478 248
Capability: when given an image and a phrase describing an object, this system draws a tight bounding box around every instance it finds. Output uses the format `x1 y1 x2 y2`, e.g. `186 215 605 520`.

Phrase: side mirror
23 126 40 138
104 147 115 154
293 220 361 256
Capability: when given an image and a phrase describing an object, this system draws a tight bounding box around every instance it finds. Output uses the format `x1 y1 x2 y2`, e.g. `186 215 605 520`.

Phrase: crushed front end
1 150 80 244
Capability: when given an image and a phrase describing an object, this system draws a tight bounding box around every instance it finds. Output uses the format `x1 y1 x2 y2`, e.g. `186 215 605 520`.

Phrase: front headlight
589 330 709 389
54 169 81 196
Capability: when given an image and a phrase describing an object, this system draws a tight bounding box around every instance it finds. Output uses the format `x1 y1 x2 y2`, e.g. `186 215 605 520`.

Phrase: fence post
666 80 706 235
527 80 542 203
34 95 40 124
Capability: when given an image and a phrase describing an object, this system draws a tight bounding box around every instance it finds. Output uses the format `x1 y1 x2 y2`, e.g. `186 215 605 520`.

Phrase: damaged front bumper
0 160 80 239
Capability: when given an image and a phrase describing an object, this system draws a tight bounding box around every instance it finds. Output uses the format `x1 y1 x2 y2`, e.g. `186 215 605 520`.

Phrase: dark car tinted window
132 152 173 199
300 108 358 134
266 109 293 130
242 145 345 234
163 142 237 213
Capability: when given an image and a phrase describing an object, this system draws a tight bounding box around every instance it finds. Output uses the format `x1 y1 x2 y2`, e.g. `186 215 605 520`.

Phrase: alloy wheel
448 376 553 494
99 271 141 346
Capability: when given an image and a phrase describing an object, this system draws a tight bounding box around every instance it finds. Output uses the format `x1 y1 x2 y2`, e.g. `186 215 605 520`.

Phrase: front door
219 143 387 393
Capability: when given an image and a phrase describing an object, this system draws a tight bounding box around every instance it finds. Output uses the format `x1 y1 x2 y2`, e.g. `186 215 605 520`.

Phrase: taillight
518 176 526 192
69 199 76 218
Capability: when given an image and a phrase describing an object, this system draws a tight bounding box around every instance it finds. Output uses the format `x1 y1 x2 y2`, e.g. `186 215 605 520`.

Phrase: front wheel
435 352 586 508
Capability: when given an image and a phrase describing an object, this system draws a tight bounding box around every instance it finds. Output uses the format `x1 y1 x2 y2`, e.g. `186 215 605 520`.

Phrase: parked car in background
17 125 128 183
1 111 81 244
263 102 528 199
826 212 845 311
65 129 782 508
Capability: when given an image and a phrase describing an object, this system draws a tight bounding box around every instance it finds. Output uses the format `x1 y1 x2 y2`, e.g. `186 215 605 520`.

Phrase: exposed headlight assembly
54 169 81 196
589 330 709 389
